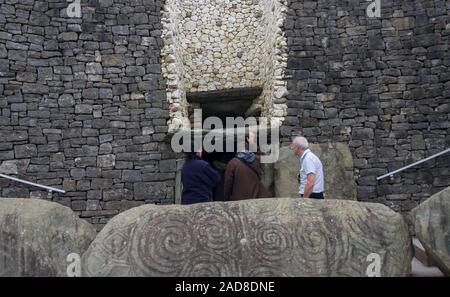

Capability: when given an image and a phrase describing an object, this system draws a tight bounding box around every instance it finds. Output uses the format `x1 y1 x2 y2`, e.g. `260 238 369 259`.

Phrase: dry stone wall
262 144 357 201
281 0 450 212
0 0 449 227
0 0 176 230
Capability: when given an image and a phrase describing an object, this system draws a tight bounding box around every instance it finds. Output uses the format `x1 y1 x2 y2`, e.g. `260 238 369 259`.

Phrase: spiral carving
246 265 290 277
98 225 134 260
296 220 327 262
181 252 238 277
249 221 292 262
294 215 349 271
83 199 410 277
192 206 241 253
130 210 196 276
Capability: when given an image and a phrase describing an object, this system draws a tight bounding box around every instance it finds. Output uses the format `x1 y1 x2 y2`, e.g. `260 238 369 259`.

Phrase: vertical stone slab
264 144 357 200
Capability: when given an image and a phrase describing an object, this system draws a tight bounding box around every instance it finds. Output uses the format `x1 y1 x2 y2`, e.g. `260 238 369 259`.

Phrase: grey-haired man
290 136 324 199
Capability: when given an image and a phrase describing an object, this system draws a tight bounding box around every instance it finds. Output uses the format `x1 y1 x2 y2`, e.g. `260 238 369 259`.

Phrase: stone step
412 238 435 267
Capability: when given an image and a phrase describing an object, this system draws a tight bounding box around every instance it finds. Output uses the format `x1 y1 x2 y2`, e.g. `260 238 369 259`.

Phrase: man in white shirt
290 136 324 199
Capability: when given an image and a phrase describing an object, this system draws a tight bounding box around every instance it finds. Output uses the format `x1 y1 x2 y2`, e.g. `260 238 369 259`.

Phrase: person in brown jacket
223 132 269 201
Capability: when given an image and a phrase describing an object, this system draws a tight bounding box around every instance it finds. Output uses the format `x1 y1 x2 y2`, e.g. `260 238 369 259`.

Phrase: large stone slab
411 187 450 276
83 198 412 276
0 198 97 277
262 143 357 200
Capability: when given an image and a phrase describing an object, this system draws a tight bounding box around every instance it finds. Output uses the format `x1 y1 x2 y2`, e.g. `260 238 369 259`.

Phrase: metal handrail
377 147 450 180
0 173 66 193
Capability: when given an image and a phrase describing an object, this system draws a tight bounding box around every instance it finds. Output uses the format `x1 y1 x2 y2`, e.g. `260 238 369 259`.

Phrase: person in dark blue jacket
181 148 221 205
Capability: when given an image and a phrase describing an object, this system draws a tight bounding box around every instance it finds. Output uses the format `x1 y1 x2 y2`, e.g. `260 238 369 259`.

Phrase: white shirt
298 149 324 195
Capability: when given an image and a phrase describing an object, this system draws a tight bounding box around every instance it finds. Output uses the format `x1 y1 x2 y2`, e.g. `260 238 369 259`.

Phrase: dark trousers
300 192 324 199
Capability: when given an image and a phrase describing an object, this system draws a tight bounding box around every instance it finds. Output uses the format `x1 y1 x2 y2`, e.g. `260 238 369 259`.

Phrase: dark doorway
186 87 263 201
186 87 262 121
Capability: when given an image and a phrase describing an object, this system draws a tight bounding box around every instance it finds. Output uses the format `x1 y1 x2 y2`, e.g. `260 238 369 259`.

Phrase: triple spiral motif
84 199 407 277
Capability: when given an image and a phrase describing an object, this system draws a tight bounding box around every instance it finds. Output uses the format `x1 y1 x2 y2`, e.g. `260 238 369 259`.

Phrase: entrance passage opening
186 87 263 201
186 87 263 122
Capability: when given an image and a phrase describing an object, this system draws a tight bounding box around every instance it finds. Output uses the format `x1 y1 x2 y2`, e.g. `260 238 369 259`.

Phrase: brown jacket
223 155 269 201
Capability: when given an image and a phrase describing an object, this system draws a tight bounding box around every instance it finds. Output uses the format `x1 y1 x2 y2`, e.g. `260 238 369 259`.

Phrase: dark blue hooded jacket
181 157 221 205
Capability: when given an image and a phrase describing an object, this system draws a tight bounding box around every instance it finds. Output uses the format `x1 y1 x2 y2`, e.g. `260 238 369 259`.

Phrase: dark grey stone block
14 144 37 158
